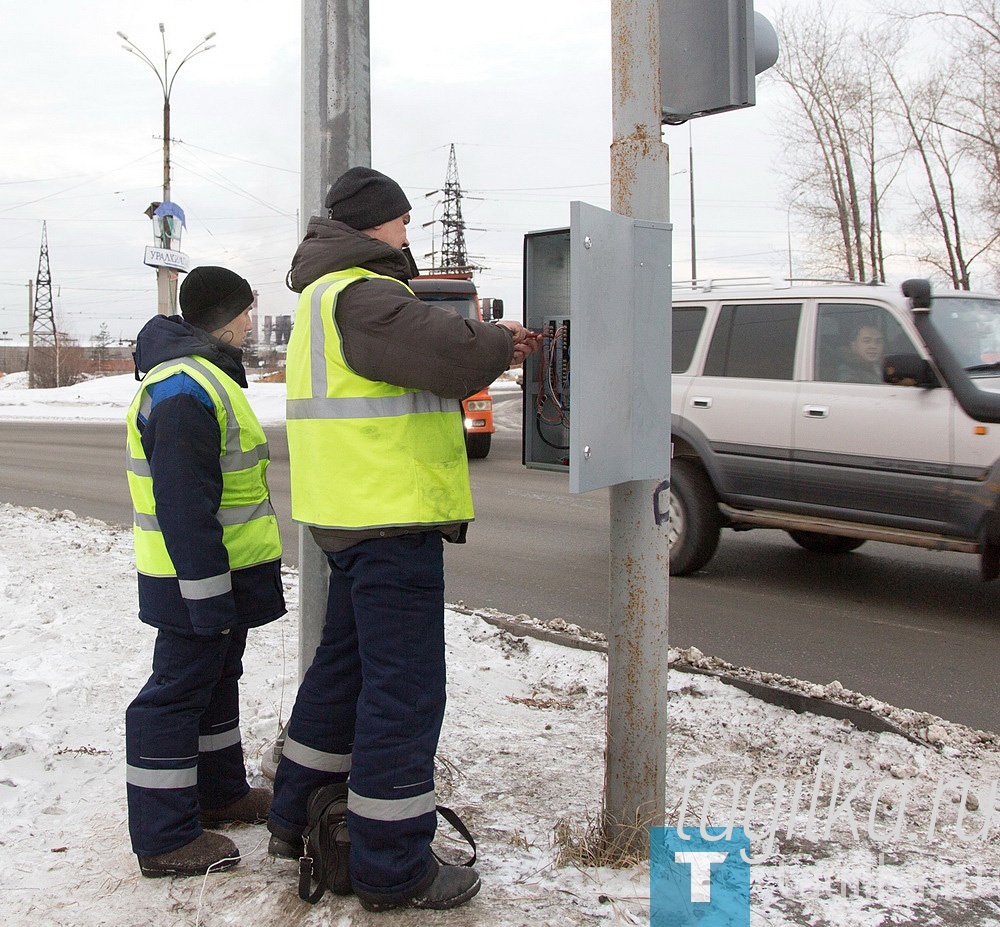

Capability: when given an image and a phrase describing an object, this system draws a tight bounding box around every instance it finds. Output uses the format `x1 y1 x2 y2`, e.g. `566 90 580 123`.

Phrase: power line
176 140 299 174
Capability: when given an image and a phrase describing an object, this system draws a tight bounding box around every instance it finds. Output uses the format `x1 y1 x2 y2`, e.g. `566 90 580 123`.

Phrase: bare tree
881 69 977 288
769 4 900 281
90 322 113 376
877 0 1000 285
29 335 85 389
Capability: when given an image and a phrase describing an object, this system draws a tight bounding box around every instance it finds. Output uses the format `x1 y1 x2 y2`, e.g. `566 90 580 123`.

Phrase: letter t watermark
651 827 751 926
674 851 729 902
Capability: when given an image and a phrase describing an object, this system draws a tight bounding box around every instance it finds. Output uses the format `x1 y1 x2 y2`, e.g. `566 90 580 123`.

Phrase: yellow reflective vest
126 356 282 582
285 268 474 529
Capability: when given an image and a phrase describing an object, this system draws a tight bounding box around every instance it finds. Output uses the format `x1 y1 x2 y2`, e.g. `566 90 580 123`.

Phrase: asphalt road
3 390 1000 734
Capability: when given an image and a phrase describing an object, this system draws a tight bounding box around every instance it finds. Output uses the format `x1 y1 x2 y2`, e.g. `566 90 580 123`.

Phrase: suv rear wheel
669 458 722 576
787 530 866 554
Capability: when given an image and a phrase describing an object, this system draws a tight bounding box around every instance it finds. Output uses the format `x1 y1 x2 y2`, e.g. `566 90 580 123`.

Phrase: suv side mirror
902 278 932 311
883 353 939 388
491 298 504 321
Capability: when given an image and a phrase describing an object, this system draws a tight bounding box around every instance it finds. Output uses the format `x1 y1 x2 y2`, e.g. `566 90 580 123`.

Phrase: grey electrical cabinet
522 201 672 494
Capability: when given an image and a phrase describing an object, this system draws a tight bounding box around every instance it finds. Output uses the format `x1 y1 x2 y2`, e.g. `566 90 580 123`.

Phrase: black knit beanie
180 266 254 332
325 167 412 230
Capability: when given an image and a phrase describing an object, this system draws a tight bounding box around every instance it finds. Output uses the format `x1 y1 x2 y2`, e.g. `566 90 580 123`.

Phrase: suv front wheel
668 458 722 576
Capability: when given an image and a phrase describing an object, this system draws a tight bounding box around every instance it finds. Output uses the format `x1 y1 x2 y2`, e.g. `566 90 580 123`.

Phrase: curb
458 605 923 746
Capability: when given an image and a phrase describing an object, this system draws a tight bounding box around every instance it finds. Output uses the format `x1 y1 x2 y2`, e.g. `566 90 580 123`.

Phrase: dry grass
505 828 536 851
553 807 655 869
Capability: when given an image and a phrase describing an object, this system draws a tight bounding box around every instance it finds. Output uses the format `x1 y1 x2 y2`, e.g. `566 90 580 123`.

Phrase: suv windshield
933 296 1000 375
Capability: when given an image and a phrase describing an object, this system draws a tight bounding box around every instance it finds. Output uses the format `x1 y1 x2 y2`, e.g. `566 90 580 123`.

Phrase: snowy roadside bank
0 370 523 424
2 503 1000 925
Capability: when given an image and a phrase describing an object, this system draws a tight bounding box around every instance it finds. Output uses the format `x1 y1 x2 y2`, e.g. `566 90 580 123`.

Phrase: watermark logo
651 826 750 926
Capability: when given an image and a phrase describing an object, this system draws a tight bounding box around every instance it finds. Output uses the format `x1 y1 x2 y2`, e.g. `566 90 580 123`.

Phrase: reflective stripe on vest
126 355 281 579
125 360 271 477
285 268 474 529
286 390 452 421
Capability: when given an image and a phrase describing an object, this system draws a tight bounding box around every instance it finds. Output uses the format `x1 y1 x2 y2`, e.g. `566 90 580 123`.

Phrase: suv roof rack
673 276 888 294
787 276 885 287
673 276 785 293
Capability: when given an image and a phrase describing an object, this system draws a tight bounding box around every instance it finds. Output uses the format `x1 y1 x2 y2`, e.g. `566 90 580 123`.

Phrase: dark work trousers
126 626 250 857
269 532 447 901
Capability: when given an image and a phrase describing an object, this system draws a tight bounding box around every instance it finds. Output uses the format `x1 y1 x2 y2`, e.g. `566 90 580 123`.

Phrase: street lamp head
117 31 128 40
158 23 165 33
204 32 216 41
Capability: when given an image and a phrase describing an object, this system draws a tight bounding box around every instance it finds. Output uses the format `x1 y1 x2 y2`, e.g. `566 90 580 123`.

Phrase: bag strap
434 804 477 868
298 856 327 904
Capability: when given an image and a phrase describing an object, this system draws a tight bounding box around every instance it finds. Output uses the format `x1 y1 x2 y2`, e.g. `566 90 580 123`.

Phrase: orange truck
408 273 504 459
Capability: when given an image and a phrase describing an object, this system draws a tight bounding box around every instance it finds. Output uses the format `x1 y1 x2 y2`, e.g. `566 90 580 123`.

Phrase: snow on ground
0 370 289 425
3 373 1000 924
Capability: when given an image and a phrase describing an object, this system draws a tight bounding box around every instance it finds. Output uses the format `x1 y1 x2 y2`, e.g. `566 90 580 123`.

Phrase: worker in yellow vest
125 266 286 878
268 167 539 912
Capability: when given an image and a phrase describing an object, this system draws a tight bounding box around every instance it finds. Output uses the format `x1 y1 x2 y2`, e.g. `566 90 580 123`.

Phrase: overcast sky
1 0 887 344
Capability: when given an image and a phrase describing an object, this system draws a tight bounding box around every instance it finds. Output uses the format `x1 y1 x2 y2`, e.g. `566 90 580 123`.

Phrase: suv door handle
803 405 829 418
691 397 713 409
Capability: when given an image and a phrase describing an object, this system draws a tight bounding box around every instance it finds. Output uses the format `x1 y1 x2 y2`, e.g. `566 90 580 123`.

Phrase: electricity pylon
28 221 60 389
424 144 485 274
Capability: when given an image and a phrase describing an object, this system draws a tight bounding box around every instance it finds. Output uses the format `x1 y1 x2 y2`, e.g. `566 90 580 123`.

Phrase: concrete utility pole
604 0 671 853
263 1 371 779
298 0 372 678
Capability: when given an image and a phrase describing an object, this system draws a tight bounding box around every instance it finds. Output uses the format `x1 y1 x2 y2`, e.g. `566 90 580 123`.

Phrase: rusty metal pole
604 0 671 852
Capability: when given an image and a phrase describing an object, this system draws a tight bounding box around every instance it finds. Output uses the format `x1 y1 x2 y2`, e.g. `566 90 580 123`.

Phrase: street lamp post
422 195 443 273
118 24 215 314
786 191 804 282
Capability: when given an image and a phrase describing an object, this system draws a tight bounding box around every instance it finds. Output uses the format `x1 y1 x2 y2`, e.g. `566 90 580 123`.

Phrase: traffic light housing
660 1 779 125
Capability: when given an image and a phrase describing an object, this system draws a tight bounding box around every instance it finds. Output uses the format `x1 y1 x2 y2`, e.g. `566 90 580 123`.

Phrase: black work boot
266 817 304 859
357 858 481 912
267 833 303 859
137 831 240 878
200 787 271 826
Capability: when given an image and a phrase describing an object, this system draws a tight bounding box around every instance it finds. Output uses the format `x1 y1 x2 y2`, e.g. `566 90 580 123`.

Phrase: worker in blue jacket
124 266 285 877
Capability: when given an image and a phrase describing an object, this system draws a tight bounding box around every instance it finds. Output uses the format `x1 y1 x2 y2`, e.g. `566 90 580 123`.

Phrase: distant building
262 314 292 345
0 343 135 378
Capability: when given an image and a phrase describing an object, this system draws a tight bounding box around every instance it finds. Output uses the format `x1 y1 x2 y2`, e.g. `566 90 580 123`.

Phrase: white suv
669 279 1000 578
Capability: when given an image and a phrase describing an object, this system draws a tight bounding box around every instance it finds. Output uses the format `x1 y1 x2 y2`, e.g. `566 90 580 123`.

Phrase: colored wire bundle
534 321 570 450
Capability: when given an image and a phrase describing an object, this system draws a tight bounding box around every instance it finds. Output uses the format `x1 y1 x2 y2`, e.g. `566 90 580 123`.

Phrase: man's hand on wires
497 320 542 367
